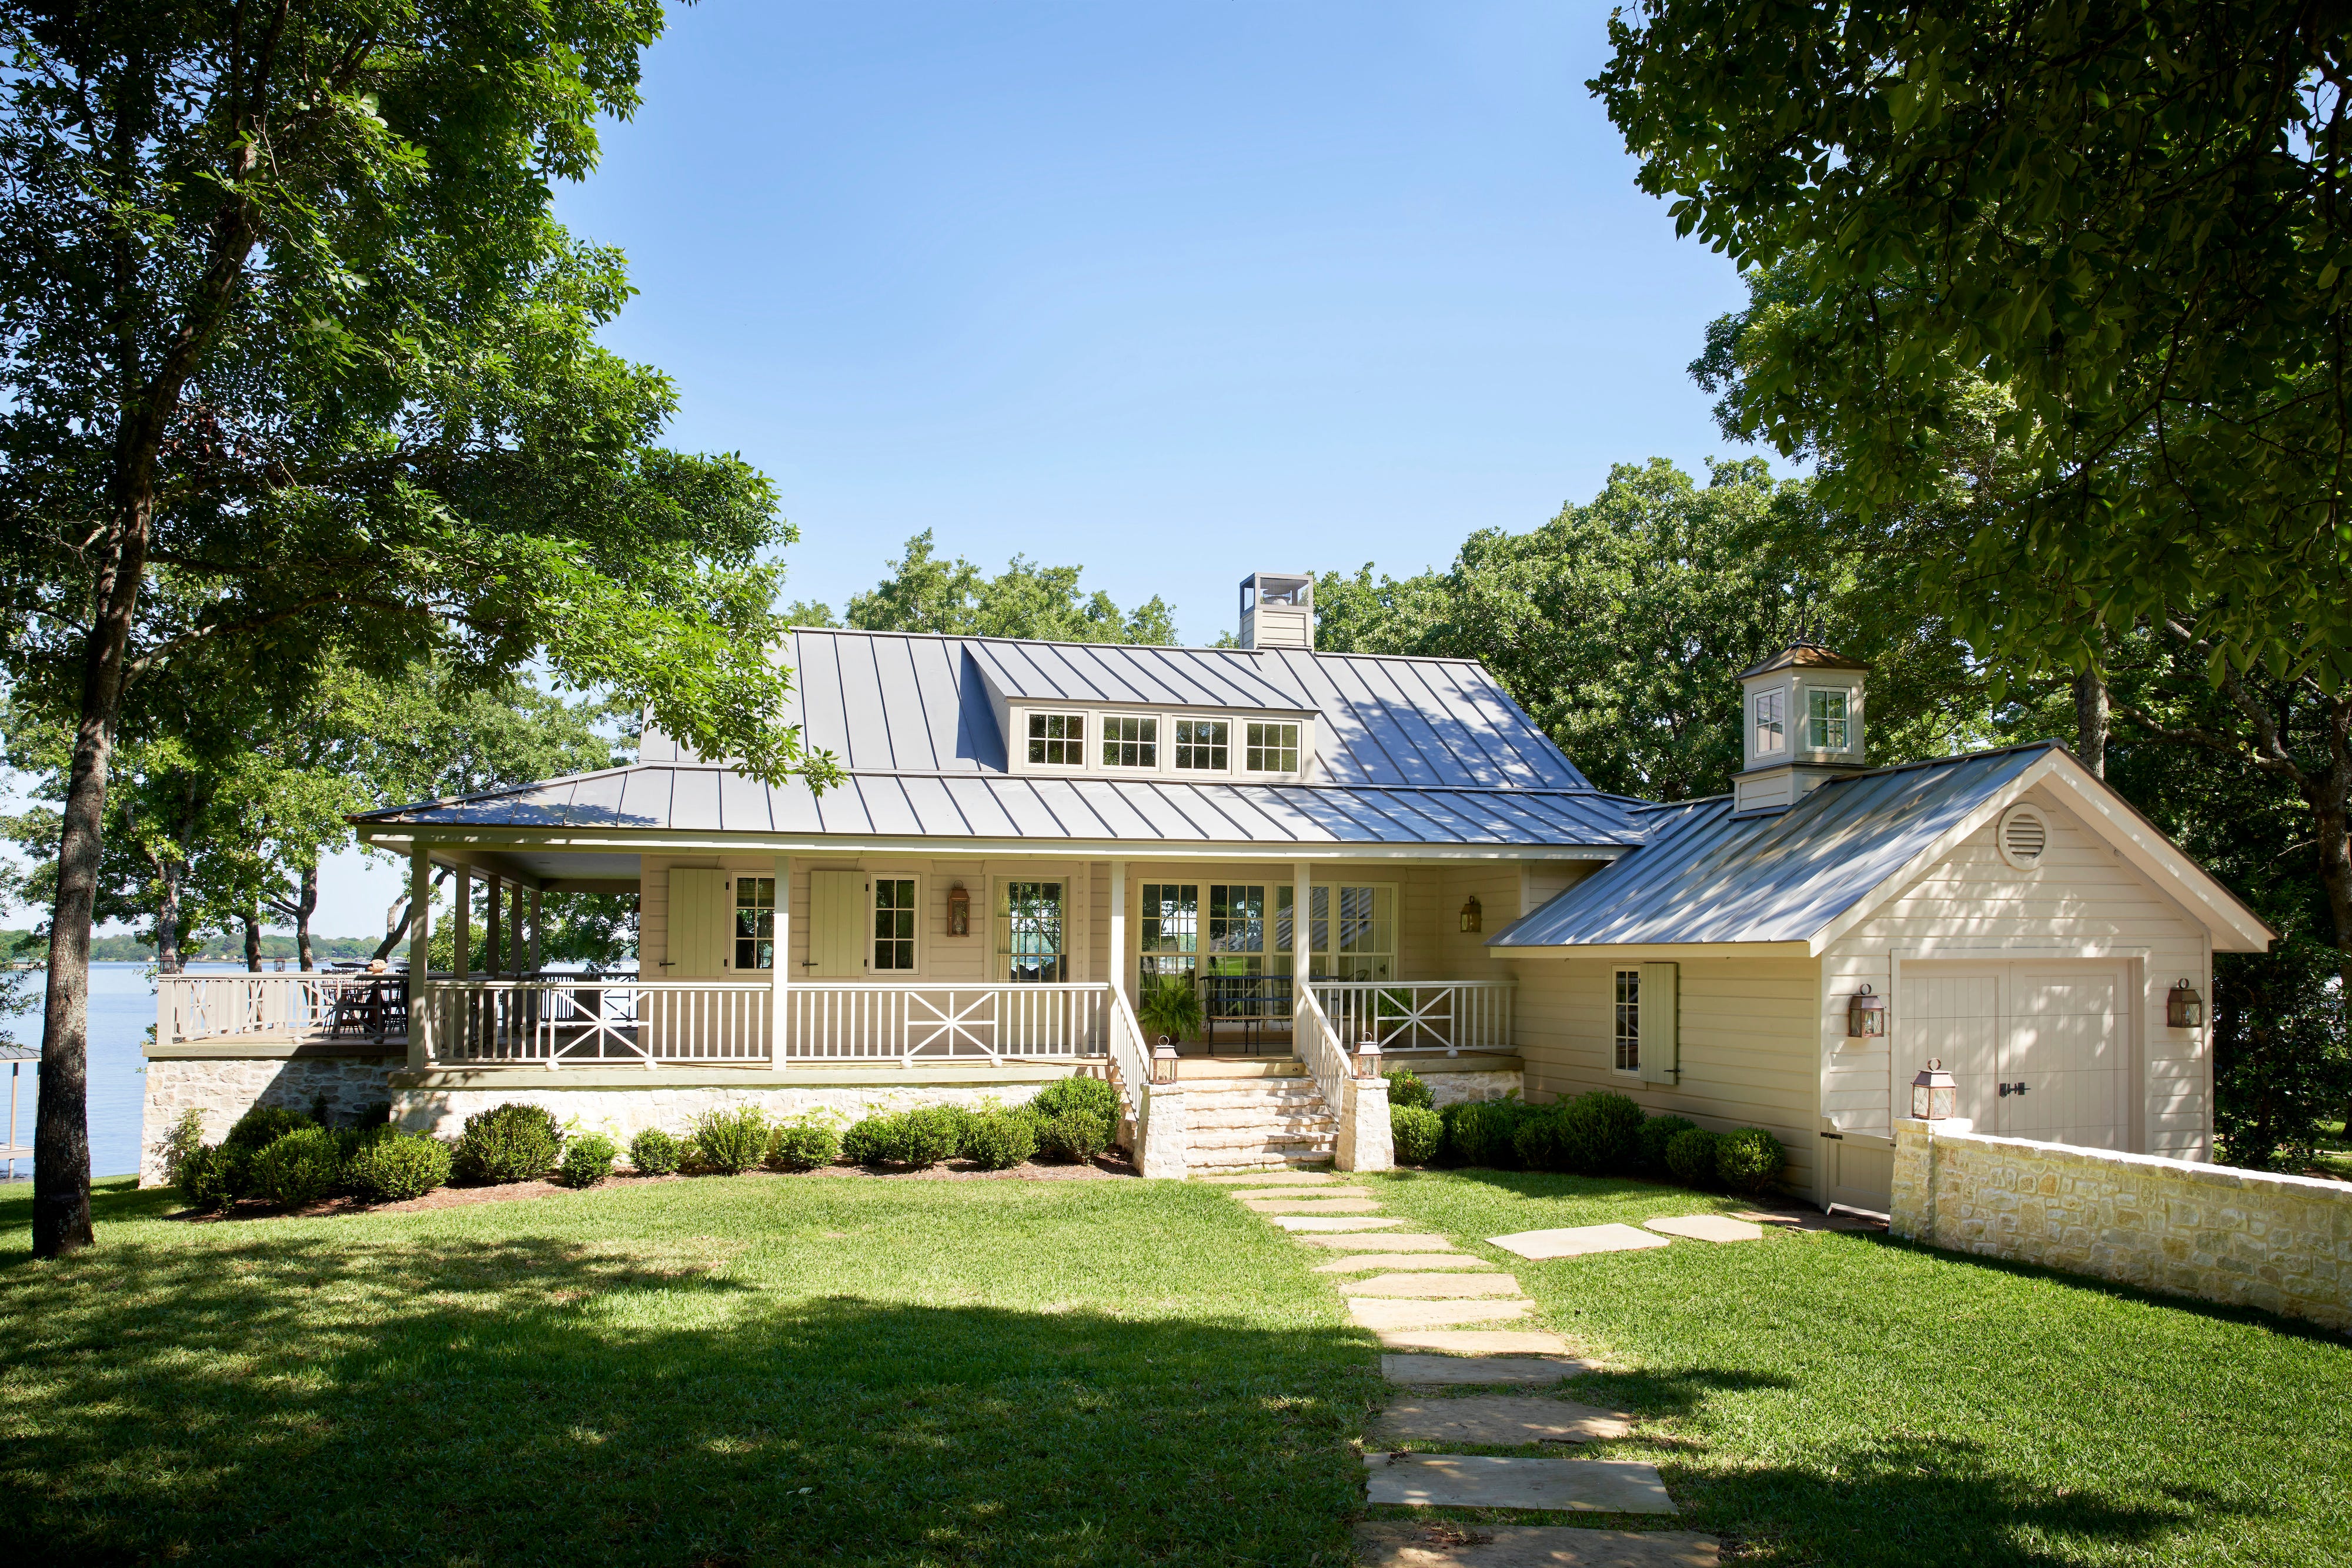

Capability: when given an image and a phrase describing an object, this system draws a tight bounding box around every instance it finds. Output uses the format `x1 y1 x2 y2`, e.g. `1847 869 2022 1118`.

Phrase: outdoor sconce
1910 1058 1958 1121
1459 894 1482 934
2166 978 2204 1029
1151 1038 1180 1084
947 882 970 938
1846 984 1887 1038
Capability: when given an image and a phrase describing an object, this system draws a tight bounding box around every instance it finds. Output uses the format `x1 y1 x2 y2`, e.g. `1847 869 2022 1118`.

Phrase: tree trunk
154 860 184 975
242 911 263 972
2074 667 2109 779
295 865 318 971
373 868 450 961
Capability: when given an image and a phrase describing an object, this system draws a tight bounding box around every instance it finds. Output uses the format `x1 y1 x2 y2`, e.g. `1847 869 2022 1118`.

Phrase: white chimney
1729 640 1870 817
1238 573 1314 650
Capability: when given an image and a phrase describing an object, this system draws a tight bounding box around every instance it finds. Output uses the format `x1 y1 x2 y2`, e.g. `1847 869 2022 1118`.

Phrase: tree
0 6 834 1258
799 531 1179 644
1315 459 1987 800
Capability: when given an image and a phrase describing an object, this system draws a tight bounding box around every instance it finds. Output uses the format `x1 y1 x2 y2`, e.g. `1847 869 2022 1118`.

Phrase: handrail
1105 985 1152 1105
1293 984 1351 1118
1311 978 1515 1057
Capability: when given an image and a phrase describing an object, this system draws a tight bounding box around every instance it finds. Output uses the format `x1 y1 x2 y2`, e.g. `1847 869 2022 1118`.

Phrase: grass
0 1175 1374 1566
1365 1168 2352 1567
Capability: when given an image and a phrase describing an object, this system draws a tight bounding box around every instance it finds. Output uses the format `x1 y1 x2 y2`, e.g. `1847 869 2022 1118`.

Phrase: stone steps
1182 1074 1341 1173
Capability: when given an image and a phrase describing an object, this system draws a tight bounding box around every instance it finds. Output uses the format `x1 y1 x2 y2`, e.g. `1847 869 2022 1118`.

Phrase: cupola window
1754 690 1786 755
1808 688 1850 751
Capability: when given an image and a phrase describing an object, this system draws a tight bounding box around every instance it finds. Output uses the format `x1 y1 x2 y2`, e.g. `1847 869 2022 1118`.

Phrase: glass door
1274 885 1395 981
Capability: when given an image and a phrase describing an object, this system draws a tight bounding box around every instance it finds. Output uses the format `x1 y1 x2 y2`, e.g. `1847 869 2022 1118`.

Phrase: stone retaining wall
392 1082 1052 1143
140 1054 403 1186
1399 1066 1521 1107
1891 1118 2352 1333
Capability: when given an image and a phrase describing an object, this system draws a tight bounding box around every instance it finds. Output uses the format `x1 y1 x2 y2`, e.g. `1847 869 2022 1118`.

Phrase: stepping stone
1349 1298 1532 1332
1199 1171 1338 1184
1374 1395 1632 1446
1274 1215 1404 1231
1354 1522 1719 1566
1382 1353 1598 1385
1643 1215 1763 1243
1242 1196 1387 1213
1364 1453 1676 1514
1299 1232 1459 1252
1378 1329 1573 1356
1348 1272 1524 1299
1314 1252 1489 1273
1733 1207 1886 1233
1489 1223 1672 1261
1230 1184 1375 1198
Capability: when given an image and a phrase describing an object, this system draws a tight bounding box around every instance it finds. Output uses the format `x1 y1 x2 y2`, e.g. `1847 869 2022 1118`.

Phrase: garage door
1896 962 2132 1149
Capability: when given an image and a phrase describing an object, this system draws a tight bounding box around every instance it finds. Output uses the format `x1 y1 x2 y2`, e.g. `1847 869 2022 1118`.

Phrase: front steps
1182 1074 1337 1172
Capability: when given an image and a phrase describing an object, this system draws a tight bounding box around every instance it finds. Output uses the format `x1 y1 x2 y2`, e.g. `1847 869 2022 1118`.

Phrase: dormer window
1245 721 1300 774
1808 689 1850 751
1027 712 1085 765
1175 718 1228 770
1754 690 1786 756
1101 714 1157 768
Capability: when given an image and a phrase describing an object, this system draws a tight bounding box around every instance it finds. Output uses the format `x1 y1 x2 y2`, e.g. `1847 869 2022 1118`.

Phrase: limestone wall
1891 1118 2352 1333
1402 1066 1521 1107
141 1054 403 1186
393 1081 1051 1144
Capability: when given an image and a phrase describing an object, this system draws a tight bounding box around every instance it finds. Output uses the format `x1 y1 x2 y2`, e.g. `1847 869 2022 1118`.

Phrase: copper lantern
1909 1058 1957 1121
1847 984 1887 1038
2166 978 2204 1029
947 882 970 938
1459 894 1482 934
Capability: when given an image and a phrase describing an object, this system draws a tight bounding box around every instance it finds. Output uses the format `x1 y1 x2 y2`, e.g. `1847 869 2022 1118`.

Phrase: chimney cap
1738 639 1870 680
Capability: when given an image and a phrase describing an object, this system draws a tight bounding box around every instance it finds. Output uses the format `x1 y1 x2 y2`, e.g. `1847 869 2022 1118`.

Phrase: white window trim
1242 719 1305 777
1097 712 1164 773
1805 686 1854 754
1171 716 1235 778
1024 710 1089 770
864 869 924 975
1008 705 1311 779
994 874 1071 984
1611 966 1642 1077
1753 688 1787 758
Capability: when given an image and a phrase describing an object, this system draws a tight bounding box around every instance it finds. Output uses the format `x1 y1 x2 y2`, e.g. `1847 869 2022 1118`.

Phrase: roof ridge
789 625 1494 668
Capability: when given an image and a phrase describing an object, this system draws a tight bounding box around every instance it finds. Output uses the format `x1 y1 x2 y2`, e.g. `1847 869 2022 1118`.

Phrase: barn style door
1895 961 2132 1149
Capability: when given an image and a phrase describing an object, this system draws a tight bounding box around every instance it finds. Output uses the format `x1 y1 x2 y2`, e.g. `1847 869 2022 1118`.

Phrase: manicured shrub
222 1104 312 1155
1384 1067 1434 1109
1638 1115 1698 1175
348 1131 452 1202
629 1128 684 1176
1443 1096 1535 1169
1032 1076 1121 1125
1038 1109 1111 1164
1391 1104 1444 1166
250 1126 343 1208
893 1106 964 1169
176 1143 239 1212
1716 1127 1786 1195
961 1110 1037 1170
766 1116 843 1172
556 1133 619 1189
453 1102 564 1184
690 1106 771 1175
841 1114 898 1166
1665 1126 1722 1188
1512 1101 1565 1169
1556 1091 1646 1175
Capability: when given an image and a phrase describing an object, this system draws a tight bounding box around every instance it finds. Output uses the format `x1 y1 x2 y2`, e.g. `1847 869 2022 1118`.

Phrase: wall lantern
1459 894 1483 934
1150 1038 1181 1084
1910 1058 1958 1121
1846 984 1887 1038
2166 978 2205 1029
947 882 970 938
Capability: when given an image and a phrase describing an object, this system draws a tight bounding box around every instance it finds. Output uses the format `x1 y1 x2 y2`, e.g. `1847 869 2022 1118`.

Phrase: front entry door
1895 961 2132 1148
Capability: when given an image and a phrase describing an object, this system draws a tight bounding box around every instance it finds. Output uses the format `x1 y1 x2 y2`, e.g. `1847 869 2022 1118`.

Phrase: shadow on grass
0 1215 1370 1566
1381 1166 1731 1205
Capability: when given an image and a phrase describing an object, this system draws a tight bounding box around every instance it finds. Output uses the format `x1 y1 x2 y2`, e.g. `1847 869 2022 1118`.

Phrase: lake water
4 961 271 1181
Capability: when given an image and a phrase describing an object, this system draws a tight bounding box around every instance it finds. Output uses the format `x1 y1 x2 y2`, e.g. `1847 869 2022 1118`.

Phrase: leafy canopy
793 531 1177 645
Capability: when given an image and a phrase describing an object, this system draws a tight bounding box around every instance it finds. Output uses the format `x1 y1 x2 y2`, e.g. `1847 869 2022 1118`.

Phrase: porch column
508 881 525 974
1294 858 1311 999
485 872 503 975
527 887 543 973
454 865 472 980
1108 858 1125 1011
407 845 432 1071
769 854 791 1074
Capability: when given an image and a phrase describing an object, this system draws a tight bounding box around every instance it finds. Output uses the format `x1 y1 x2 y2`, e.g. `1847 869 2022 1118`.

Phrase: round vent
1997 804 2049 870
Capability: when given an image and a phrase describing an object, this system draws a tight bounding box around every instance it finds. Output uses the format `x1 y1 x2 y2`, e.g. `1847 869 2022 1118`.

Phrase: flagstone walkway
1214 1170 1735 1567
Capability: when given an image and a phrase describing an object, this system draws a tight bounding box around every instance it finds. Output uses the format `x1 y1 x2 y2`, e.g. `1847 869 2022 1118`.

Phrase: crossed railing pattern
1312 980 1514 1057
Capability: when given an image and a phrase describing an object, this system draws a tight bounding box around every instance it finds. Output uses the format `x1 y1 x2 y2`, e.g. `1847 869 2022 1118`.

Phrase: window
1274 884 1394 981
872 878 916 971
1613 969 1640 1073
1139 881 1198 989
1207 885 1266 976
1754 690 1785 756
1245 721 1300 773
734 876 776 971
1175 718 1228 771
1101 714 1158 768
1808 688 1850 751
1027 712 1085 765
998 880 1065 982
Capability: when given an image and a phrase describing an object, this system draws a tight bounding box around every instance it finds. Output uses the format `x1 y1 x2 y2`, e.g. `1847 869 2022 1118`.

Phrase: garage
1897 961 2134 1149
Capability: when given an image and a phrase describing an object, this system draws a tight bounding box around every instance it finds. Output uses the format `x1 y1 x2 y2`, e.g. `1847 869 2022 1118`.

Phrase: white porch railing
780 982 1108 1064
1293 984 1355 1115
1312 979 1514 1057
159 972 409 1045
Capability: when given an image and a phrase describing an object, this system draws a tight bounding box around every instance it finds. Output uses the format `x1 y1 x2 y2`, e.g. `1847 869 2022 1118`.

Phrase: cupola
1730 640 1870 817
1238 573 1314 650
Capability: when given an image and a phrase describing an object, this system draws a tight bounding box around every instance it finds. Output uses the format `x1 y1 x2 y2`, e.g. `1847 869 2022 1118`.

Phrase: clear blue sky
22 1 1763 942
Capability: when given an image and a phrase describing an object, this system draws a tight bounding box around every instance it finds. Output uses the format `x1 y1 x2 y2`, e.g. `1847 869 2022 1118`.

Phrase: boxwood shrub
1665 1125 1722 1188
453 1102 563 1184
1038 1108 1111 1164
893 1106 963 1168
1716 1126 1786 1194
1443 1096 1538 1169
841 1114 897 1166
1391 1104 1443 1166
1384 1067 1434 1109
629 1128 684 1176
1638 1114 1698 1175
250 1126 343 1208
348 1131 452 1202
1556 1091 1646 1174
175 1143 239 1213
690 1106 770 1175
766 1116 843 1172
1032 1076 1120 1127
961 1109 1037 1169
556 1132 619 1189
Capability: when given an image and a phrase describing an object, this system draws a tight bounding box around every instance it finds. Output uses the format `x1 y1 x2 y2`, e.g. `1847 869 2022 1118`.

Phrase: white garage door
1897 962 2132 1149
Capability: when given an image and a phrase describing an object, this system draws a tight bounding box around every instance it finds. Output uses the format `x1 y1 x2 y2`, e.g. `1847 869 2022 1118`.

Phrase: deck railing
1312 979 1514 1057
158 972 410 1045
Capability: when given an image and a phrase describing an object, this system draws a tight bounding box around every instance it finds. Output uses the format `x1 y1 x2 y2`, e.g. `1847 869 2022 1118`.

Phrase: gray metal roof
1490 744 2059 947
359 761 1645 848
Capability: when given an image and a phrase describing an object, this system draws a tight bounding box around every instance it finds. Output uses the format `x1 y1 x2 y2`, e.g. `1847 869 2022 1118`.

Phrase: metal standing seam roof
1488 744 2062 947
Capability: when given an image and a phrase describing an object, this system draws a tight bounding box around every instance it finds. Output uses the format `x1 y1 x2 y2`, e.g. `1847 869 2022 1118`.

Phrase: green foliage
1638 1115 1699 1177
960 1111 1038 1171
1032 1077 1122 1126
2213 936 2352 1171
1665 1126 1723 1189
819 531 1177 646
1037 1110 1111 1165
840 1115 896 1168
1135 975 1205 1043
175 1144 238 1213
161 1109 206 1189
689 1108 771 1176
454 1104 564 1185
1391 1104 1444 1166
556 1134 619 1190
222 1105 313 1156
1715 1128 1786 1196
1439 1097 1535 1170
1553 1091 1647 1176
628 1128 684 1176
766 1118 843 1174
250 1128 343 1209
1383 1068 1434 1109
348 1132 454 1203
893 1108 965 1170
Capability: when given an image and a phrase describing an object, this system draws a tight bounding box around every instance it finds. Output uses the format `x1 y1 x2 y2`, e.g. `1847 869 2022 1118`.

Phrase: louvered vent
1998 805 2048 869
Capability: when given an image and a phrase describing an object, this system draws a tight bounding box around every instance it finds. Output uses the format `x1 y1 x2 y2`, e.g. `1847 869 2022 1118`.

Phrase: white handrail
1293 984 1351 1118
1312 979 1514 1057
158 972 407 1045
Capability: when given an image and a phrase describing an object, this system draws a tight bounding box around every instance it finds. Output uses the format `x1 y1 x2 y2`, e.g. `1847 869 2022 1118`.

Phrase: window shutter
807 869 867 978
667 868 726 978
1638 961 1679 1084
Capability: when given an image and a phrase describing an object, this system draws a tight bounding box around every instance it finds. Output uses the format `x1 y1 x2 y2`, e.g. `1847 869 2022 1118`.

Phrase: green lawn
1365 1169 2352 1567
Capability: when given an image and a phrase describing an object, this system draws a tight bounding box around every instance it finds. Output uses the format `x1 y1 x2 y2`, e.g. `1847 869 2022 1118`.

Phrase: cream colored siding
1509 953 1823 1196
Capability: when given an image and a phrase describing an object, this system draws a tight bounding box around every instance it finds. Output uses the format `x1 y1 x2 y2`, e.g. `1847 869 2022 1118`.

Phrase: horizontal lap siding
1511 954 1822 1195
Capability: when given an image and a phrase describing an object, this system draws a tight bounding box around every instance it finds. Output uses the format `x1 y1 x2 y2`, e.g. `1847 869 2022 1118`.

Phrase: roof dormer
1731 640 1870 817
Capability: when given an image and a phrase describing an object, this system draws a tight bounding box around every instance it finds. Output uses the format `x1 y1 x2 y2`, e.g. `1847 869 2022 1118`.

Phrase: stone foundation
392 1081 1055 1143
1398 1065 1522 1108
1892 1118 2352 1333
140 1054 403 1186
